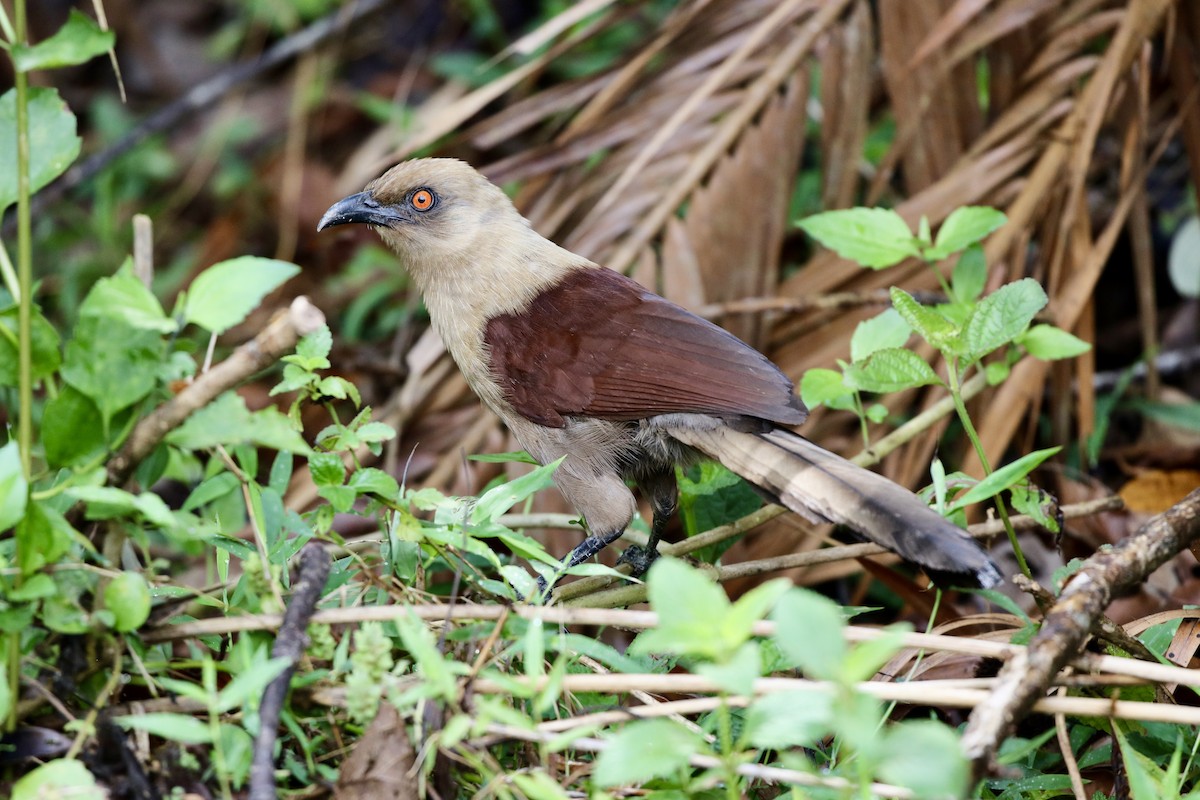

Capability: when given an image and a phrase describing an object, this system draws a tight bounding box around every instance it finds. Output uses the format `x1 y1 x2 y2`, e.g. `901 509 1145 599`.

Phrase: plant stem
716 695 740 800
946 360 1032 578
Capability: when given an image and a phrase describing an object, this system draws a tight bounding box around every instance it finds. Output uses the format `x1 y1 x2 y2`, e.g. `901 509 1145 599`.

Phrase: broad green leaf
1018 324 1091 360
181 472 240 511
631 558 730 660
78 264 175 333
0 306 62 386
12 759 104 800
11 10 115 71
962 278 1047 360
928 206 1007 259
770 589 846 680
878 721 970 798
890 287 957 348
116 712 213 744
471 457 563 523
166 391 312 455
797 208 918 269
851 308 912 362
949 446 1061 511
348 467 400 500
840 624 909 683
61 316 160 427
67 486 177 529
0 87 81 212
842 348 942 394
104 572 152 632
951 245 988 303
799 367 854 411
183 257 300 334
308 452 346 487
694 640 760 695
592 718 702 787
42 387 106 467
0 441 28 532
511 770 571 800
744 689 834 748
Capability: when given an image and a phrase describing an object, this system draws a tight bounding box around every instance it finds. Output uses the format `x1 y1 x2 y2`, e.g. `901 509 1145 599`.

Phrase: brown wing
483 266 807 428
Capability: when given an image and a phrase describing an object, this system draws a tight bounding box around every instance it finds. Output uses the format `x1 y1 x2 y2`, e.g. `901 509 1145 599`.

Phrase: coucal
318 159 1001 590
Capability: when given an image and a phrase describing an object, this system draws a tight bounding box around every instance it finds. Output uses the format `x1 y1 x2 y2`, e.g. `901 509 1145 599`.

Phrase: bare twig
961 488 1200 774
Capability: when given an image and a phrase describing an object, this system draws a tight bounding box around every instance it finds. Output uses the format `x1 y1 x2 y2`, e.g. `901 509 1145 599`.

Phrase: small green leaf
928 206 1007 259
12 759 104 800
215 656 292 713
771 589 845 680
0 441 29 532
1018 324 1091 360
890 287 957 348
694 640 760 695
951 245 988 303
183 257 300 334
842 348 942 394
632 558 730 660
878 720 970 798
949 446 1061 511
165 391 312 455
104 572 152 633
799 367 854 411
11 10 115 72
962 278 1047 360
797 208 919 269
42 387 106 468
116 713 213 744
61 316 161 428
78 265 175 333
851 308 912 362
348 467 400 500
0 306 62 386
0 87 81 212
593 718 702 787
16 502 75 575
744 689 834 748
468 450 539 465
471 458 562 524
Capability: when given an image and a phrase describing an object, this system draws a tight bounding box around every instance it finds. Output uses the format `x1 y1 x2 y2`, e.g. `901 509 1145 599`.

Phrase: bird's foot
616 544 660 577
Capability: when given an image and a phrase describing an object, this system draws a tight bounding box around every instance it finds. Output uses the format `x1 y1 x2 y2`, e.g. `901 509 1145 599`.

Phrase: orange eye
411 188 435 211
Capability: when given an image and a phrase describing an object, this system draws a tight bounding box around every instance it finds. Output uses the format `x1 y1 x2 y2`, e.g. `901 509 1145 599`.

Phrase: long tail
668 424 1002 589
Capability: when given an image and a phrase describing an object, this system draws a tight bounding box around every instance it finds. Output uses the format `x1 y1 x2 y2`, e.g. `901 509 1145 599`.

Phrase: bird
318 158 1002 593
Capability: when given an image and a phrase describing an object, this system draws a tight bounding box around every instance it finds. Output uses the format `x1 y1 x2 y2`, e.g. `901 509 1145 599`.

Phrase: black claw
616 544 660 577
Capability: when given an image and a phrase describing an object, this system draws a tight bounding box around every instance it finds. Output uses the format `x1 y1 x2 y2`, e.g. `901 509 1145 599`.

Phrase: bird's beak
317 192 406 231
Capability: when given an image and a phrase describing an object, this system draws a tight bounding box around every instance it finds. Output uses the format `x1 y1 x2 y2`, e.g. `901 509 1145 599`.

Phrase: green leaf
851 308 912 362
61 316 161 427
962 278 1047 360
16 502 75 575
694 640 760 695
949 446 1061 511
1018 324 1091 360
11 10 115 71
104 572 151 633
67 486 177 530
468 450 539 465
294 325 332 361
799 367 854 411
632 558 730 660
355 421 395 444
308 452 346 487
42 387 106 468
183 257 300 334
9 573 56 601
348 467 400 500
116 712 213 744
0 87 81 212
78 264 175 333
840 624 909 683
878 720 970 798
889 287 957 348
744 689 834 748
592 718 702 787
0 306 62 386
1009 484 1059 533
797 208 919 269
215 655 292 713
165 391 312 455
471 458 562 524
770 589 846 680
12 759 104 800
181 472 240 512
951 245 988 303
928 206 1007 259
0 441 29 532
842 347 942 394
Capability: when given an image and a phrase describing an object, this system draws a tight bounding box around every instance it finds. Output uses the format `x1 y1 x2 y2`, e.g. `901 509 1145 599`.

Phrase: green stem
946 359 1031 578
716 695 739 800
8 0 30 734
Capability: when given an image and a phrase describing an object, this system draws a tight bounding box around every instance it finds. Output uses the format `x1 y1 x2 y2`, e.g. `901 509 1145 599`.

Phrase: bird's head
318 158 528 269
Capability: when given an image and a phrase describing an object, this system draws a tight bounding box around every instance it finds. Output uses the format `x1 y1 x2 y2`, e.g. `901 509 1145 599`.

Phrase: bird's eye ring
411 188 436 211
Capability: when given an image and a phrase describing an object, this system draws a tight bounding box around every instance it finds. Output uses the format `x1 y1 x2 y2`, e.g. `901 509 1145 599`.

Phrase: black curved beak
317 192 406 231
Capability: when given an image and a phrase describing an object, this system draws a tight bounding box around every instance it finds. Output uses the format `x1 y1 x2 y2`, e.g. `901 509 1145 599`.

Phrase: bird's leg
617 470 678 577
535 527 628 598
